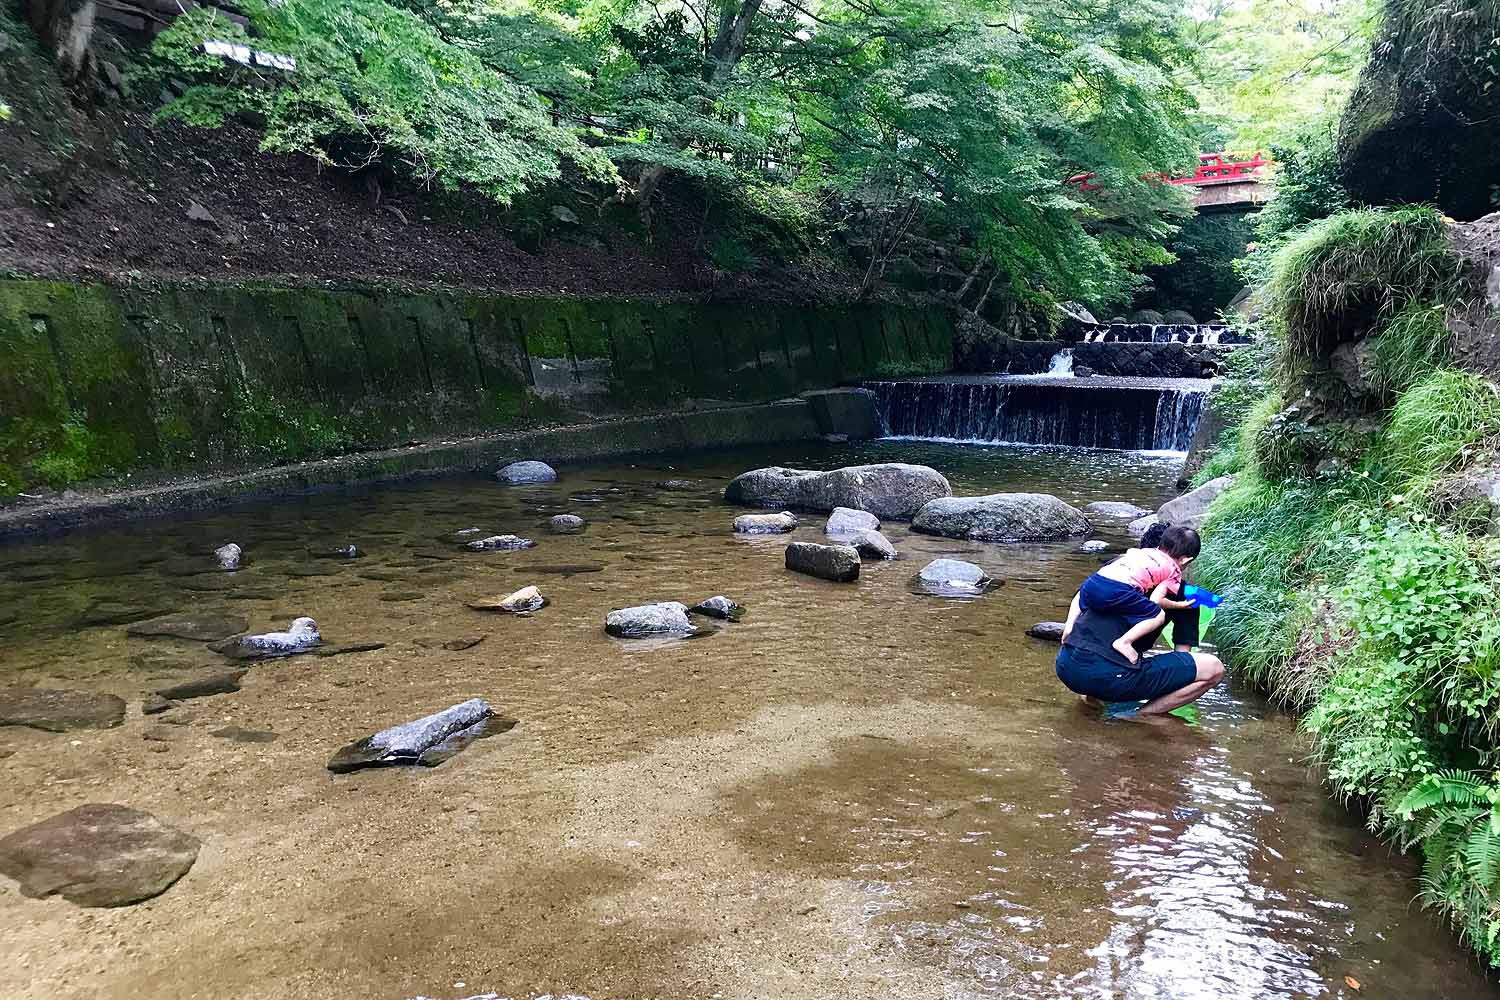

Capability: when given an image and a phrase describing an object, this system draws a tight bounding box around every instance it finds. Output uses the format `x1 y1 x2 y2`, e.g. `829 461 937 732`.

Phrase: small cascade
1045 348 1074 376
867 376 1208 451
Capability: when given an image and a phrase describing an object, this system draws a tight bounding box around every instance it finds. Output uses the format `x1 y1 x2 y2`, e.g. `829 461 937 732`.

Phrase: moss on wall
0 278 954 494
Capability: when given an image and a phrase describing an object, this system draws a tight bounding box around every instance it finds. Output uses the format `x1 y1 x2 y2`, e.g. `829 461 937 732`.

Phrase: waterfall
1046 348 1074 376
867 377 1207 451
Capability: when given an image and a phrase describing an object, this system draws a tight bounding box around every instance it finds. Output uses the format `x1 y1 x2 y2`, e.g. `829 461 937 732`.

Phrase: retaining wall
0 279 955 493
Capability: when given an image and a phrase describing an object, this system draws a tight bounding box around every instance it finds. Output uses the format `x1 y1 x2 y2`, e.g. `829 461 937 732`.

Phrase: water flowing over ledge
865 375 1212 452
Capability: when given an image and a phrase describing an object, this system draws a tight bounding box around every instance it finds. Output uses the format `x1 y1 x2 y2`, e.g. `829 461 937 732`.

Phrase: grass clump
1267 206 1459 361
1374 369 1500 495
1369 302 1453 396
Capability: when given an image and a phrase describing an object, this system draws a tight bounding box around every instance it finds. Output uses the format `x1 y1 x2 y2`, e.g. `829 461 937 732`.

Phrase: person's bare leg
1112 610 1165 664
1139 653 1224 715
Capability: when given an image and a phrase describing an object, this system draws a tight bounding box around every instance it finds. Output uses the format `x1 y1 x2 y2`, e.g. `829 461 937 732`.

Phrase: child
1069 526 1201 664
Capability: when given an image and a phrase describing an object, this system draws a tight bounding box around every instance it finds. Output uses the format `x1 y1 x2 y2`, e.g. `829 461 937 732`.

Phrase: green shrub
1374 369 1500 496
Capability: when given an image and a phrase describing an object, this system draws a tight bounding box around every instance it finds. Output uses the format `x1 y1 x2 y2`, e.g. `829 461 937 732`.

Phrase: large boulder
912 494 1090 542
784 542 861 582
0 688 126 732
1155 476 1234 531
725 464 951 520
1337 3 1500 219
605 602 697 638
496 460 558 484
0 804 200 907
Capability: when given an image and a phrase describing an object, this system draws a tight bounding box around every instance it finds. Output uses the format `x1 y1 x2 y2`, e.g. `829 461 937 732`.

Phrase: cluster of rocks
604 596 743 638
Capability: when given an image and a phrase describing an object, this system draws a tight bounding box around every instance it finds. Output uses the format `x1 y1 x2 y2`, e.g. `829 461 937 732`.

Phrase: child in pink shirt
1069 526 1201 664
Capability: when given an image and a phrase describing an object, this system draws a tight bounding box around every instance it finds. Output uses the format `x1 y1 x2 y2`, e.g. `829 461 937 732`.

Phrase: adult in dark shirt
1054 522 1224 716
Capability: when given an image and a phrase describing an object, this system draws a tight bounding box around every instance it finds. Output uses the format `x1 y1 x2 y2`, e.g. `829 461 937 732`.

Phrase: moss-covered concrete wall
0 279 955 494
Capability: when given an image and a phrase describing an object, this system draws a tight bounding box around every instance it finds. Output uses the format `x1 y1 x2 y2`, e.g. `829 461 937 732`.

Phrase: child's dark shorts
1079 574 1161 625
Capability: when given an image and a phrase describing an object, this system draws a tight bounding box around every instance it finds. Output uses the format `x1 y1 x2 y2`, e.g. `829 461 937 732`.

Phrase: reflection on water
0 440 1493 1000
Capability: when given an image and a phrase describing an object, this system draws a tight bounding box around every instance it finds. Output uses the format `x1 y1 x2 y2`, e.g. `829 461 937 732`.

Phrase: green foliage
1375 369 1500 495
224 389 354 462
1134 212 1255 318
1235 119 1355 286
27 416 123 488
1397 771 1500 956
707 234 759 273
140 2 614 204
1368 302 1453 397
1267 205 1459 360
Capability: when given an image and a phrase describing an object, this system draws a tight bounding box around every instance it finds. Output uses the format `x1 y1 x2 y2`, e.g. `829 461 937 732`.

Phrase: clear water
0 439 1492 1000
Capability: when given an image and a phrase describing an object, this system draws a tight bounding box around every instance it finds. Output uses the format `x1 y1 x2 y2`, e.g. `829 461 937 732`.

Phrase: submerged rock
0 804 200 907
1079 540 1110 553
824 506 880 535
912 494 1090 543
1083 501 1152 519
327 698 515 772
548 514 586 534
210 726 278 743
1154 476 1234 531
660 479 696 490
1026 621 1066 642
212 617 321 660
0 688 126 732
914 558 990 597
605 602 697 638
141 694 175 715
733 511 798 534
496 460 557 484
688 596 742 621
154 668 247 701
725 463 951 520
440 635 487 651
467 585 546 614
319 544 360 559
214 543 242 570
126 613 249 642
847 529 897 560
466 534 537 551
785 541 861 582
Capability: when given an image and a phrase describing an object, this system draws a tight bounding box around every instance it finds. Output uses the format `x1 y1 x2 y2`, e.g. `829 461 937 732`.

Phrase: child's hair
1140 521 1167 548
1158 525 1201 559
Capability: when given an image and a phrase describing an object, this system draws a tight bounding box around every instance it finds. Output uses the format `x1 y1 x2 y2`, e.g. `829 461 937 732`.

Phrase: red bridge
1068 152 1273 211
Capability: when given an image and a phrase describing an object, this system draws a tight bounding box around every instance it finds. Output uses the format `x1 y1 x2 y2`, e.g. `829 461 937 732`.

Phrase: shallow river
1 440 1494 1000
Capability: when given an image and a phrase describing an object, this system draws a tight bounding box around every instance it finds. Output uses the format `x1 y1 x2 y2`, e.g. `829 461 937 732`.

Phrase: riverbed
1 440 1493 1000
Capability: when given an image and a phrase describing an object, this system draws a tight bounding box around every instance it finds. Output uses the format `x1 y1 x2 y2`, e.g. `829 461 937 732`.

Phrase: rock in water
0 804 200 907
915 558 990 597
824 507 880 535
847 529 897 560
660 479 695 490
496 460 557 484
467 585 546 614
785 542 861 582
912 494 1090 543
1083 501 1152 519
466 534 537 551
1079 540 1110 553
0 688 126 732
214 543 242 570
1026 621 1066 642
548 514 586 534
154 668 247 701
212 617 321 660
605 602 697 638
733 511 798 534
1154 476 1234 531
126 613 249 642
725 464 951 520
323 544 360 559
327 698 514 772
1127 515 1159 539
688 596 742 621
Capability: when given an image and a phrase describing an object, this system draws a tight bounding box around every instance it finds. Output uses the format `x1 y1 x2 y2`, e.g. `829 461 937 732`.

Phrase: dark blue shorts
1055 644 1199 703
1079 574 1161 625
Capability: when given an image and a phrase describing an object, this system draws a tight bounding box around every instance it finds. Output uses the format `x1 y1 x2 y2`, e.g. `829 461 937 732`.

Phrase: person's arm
1152 575 1193 610
1061 592 1082 643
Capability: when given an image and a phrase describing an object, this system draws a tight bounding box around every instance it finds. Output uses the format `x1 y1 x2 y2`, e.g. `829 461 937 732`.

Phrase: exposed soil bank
0 396 861 537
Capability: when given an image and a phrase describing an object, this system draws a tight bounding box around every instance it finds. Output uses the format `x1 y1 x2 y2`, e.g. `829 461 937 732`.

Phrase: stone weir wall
0 279 955 495
955 336 1230 379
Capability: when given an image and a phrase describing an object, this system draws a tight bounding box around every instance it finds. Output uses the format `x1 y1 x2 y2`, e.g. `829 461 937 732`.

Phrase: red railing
1066 152 1270 193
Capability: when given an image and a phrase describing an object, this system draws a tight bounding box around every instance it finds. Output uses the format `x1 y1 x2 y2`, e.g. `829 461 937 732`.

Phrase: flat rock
312 642 386 658
78 601 175 628
468 585 546 614
1083 501 1152 519
440 635 487 651
327 698 510 772
1155 476 1234 530
915 558 990 597
0 688 126 732
548 514 586 534
1026 621 1066 642
726 464 951 520
210 727 278 743
785 542 861 582
496 460 558 484
0 804 200 907
126 613 249 642
605 602 697 638
141 694 176 715
912 494 1091 543
847 529 897 560
466 534 537 551
688 596 742 621
733 511 798 534
154 668 247 701
825 507 880 535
